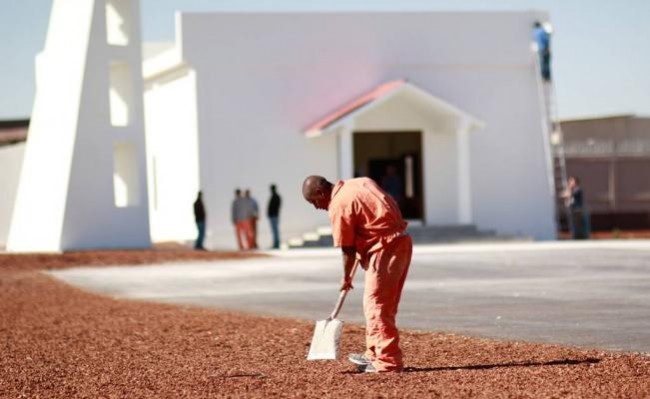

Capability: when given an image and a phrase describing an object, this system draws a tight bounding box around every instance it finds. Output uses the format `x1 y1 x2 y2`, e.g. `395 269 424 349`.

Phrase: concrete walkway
50 240 650 353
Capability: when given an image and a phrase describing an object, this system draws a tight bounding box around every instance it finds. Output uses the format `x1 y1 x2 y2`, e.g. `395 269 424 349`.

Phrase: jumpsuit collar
331 180 345 201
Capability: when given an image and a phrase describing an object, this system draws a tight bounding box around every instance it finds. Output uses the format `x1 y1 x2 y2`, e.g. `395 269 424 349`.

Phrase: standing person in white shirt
231 189 253 250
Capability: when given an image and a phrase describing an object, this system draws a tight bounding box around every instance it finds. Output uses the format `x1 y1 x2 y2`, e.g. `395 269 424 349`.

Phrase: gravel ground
1 250 649 398
0 248 265 272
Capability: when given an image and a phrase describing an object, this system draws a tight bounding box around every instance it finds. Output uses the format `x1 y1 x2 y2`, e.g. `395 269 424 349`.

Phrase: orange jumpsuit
328 177 412 372
235 220 253 250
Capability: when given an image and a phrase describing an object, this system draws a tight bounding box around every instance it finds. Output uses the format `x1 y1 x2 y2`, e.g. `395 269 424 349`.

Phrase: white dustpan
307 262 358 360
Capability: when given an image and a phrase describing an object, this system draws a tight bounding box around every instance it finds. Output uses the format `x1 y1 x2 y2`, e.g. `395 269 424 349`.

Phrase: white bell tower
8 0 150 251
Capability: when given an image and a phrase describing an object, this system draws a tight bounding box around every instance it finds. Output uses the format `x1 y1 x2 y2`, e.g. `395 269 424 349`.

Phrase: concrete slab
50 241 650 353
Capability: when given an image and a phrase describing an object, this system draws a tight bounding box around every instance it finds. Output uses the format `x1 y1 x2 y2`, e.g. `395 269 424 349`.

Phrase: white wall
146 10 555 247
423 131 460 225
374 66 555 239
192 66 338 249
0 144 25 248
144 68 200 243
8 0 94 252
355 95 448 132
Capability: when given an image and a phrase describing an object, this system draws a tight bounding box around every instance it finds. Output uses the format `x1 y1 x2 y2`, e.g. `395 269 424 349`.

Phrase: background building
143 11 556 249
0 5 559 250
0 119 27 247
558 115 650 230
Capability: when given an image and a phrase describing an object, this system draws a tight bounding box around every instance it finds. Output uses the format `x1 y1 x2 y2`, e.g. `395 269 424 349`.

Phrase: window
109 61 134 127
106 0 131 46
113 142 140 207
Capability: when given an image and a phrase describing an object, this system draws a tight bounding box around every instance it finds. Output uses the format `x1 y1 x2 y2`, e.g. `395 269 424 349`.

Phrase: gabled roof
0 118 29 146
304 79 484 138
0 119 29 129
304 80 406 136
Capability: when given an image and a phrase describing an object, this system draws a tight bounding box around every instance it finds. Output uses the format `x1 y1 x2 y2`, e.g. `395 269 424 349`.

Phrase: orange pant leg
363 235 412 372
235 221 249 250
245 219 255 249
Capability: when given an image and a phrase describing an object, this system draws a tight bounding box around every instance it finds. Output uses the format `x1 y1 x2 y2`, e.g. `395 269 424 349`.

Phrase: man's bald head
302 175 334 210
302 175 329 197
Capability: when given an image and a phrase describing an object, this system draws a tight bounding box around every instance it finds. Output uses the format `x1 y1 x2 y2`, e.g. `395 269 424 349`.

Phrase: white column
338 121 354 180
457 120 472 224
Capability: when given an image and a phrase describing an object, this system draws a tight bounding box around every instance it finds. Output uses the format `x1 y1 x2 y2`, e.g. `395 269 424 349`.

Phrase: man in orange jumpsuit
302 175 412 373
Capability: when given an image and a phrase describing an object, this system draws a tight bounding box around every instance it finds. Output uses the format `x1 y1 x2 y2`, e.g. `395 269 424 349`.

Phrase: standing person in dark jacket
193 191 207 250
563 176 589 239
267 184 282 249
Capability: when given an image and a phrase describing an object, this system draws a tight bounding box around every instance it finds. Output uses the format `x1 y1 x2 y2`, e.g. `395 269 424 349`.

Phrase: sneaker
359 363 377 373
348 353 371 366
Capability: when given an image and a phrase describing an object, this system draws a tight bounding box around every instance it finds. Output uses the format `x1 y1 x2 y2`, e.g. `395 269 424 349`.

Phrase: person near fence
563 176 590 239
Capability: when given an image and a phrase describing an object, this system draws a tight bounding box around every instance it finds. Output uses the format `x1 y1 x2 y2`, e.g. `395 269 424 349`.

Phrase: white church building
1 1 557 251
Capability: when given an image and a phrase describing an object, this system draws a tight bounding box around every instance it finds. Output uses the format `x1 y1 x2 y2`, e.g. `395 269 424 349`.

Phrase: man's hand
341 246 357 291
340 277 354 292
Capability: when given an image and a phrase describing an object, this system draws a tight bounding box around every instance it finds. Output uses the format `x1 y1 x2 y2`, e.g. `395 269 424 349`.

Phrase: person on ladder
534 21 552 82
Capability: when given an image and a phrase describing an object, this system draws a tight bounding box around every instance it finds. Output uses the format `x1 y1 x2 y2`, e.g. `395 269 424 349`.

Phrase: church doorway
353 131 424 220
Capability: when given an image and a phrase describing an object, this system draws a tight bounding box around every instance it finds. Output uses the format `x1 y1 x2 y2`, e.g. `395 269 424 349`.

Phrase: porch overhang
303 79 485 138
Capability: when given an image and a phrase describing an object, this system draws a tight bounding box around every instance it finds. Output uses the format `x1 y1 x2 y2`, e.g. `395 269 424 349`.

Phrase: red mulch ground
0 247 266 272
1 250 649 398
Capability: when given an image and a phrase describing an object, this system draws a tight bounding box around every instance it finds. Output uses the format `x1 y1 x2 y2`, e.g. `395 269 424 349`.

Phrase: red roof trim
304 79 406 135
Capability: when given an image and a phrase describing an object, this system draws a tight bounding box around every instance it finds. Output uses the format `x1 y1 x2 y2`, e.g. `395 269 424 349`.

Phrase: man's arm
340 246 357 291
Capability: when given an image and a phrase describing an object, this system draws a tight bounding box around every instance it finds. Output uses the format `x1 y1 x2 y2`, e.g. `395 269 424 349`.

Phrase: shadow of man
342 358 600 374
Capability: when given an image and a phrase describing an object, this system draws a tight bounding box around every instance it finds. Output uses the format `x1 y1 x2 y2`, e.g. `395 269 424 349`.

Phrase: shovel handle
329 260 359 320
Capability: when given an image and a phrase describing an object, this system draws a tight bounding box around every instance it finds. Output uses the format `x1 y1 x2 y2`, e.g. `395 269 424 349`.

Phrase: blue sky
1 0 649 120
